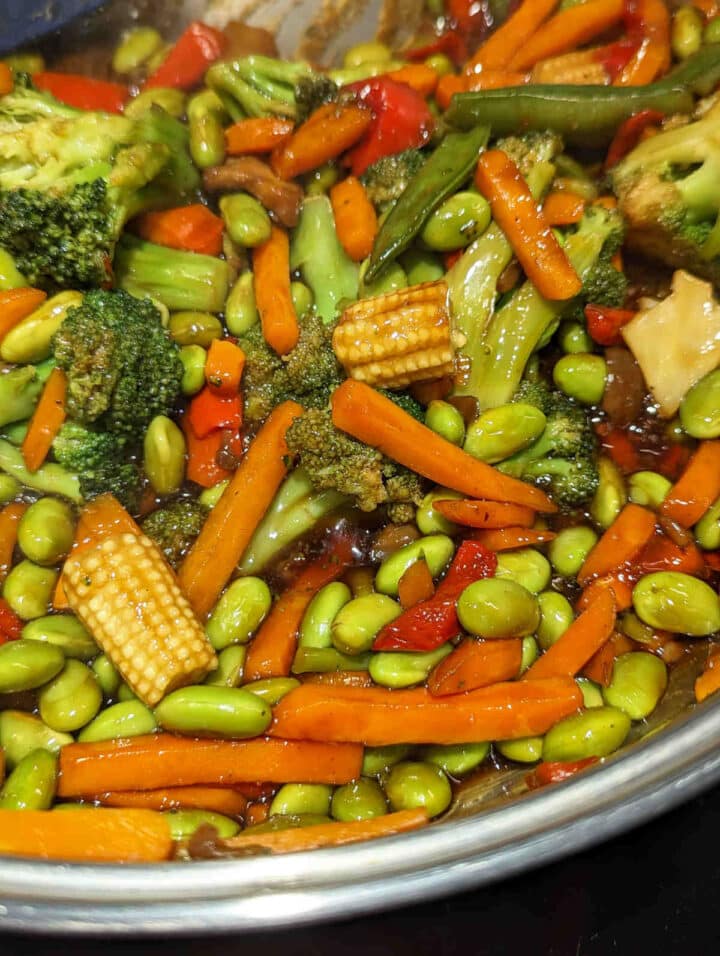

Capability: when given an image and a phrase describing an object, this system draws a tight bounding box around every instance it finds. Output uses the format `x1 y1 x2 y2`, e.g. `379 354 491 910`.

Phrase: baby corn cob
63 532 217 707
332 279 460 388
531 50 609 85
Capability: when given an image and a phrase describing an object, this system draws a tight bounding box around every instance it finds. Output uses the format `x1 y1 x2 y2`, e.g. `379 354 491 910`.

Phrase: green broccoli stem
0 359 54 429
0 438 82 503
207 57 311 119
290 195 359 324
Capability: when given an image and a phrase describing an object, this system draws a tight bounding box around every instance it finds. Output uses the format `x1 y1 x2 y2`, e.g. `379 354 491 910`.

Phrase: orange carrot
576 573 633 613
578 503 657 585
398 557 435 610
543 191 586 226
435 74 467 110
182 418 233 489
58 735 363 797
243 538 354 681
475 150 581 301
135 204 225 256
509 0 625 71
178 401 303 619
695 647 720 703
616 0 671 86
271 103 372 181
205 338 245 397
20 368 67 473
582 631 636 687
471 527 557 551
245 802 271 826
636 533 706 577
89 786 248 816
331 380 556 513
465 0 558 72
252 226 299 356
0 287 47 343
0 502 27 587
270 678 583 745
464 69 530 91
223 809 428 853
660 441 720 528
427 638 522 696
330 176 378 262
524 589 617 681
0 62 13 96
384 63 439 95
0 808 171 863
225 117 294 156
433 498 535 529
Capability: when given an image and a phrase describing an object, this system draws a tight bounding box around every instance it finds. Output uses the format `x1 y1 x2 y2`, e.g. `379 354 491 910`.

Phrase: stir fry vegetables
4 0 720 865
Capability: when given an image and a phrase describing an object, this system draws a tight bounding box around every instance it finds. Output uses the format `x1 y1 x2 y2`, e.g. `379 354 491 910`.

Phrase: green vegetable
537 591 574 650
0 438 82 502
1 291 83 364
558 320 594 354
362 745 413 776
242 677 300 704
0 361 52 429
207 55 313 120
376 535 455 596
0 639 64 693
299 581 353 649
425 400 466 446
331 593 402 655
294 75 340 124
270 784 333 817
52 423 142 511
290 281 314 318
3 561 58 620
496 737 544 763
291 646 372 674
384 761 452 817
154 686 271 739
680 368 720 438
113 26 164 74
17 498 75 566
203 646 247 688
553 353 607 405
143 414 186 496
457 579 540 639
92 655 120 697
331 778 388 821
628 471 672 510
22 614 97 661
420 191 492 252
124 88 187 120
0 749 57 810
424 742 490 777
225 272 259 336
495 548 551 594
602 652 668 720
464 403 547 464
369 645 452 688
548 526 598 578
415 489 461 535
0 711 72 770
591 456 627 529
343 40 393 68
165 809 240 841
542 707 631 761
672 5 703 60
632 571 720 635
205 577 272 650
141 499 208 568
401 248 445 285
78 700 157 742
38 660 102 733
179 345 207 396
169 311 223 347
361 149 426 209
187 90 227 169
220 193 272 247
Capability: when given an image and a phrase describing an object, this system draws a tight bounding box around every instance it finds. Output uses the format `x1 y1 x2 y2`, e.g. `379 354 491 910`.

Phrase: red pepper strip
187 387 243 440
404 30 469 67
605 109 664 169
596 424 641 474
144 21 227 91
594 37 642 81
525 757 599 790
344 78 434 178
447 0 494 36
33 73 129 114
373 541 497 652
585 304 636 347
0 598 23 644
635 533 707 577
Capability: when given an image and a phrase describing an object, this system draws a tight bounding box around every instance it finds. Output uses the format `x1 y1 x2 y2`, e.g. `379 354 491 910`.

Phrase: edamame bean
92 654 120 697
424 742 489 777
464 403 547 464
369 644 452 689
242 677 300 704
124 87 187 119
219 194 272 248
331 778 388 821
38 660 102 733
271 783 333 817
0 474 21 504
425 401 466 446
343 40 393 68
495 549 552 594
576 677 604 708
154 686 271 739
300 581 352 649
165 809 240 841
543 706 631 761
3 561 58 620
292 646 371 673
537 591 574 650
179 344 207 396
248 813 332 833
117 682 138 703
633 572 720 635
424 53 454 75
113 26 163 73
695 496 720 550
17 498 75 566
362 745 413 777
384 761 452 817
0 292 83 363
548 526 598 578
143 415 186 496
169 312 223 347
290 280 314 318
553 353 606 405
225 272 259 336
618 610 655 645
0 639 63 692
206 577 272 650
520 636 539 674
705 16 720 44
376 535 454 597
188 90 227 169
401 249 445 285
420 191 492 252
22 615 97 660
0 749 57 810
602 651 668 720
558 320 594 354
457 578 540 639
0 711 73 769
679 368 720 439
416 489 461 535
496 737 543 763
0 248 27 290
204 645 247 688
360 259 407 298
628 470 672 510
672 4 703 60
78 700 157 742
331 594 402 654
591 457 626 530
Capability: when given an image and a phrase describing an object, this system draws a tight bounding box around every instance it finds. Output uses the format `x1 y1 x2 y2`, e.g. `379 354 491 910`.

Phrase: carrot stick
582 631 635 687
271 103 373 181
660 441 720 528
475 149 582 302
695 647 720 703
135 204 225 256
398 557 435 610
20 367 67 473
89 786 248 816
508 0 625 71
464 0 559 73
0 62 13 96
205 338 245 397
178 400 303 619
0 502 26 587
223 808 428 854
252 226 299 356
225 117 294 156
471 527 557 551
243 537 354 681
269 678 583 745
576 573 633 613
435 74 467 110
543 191 586 226
0 287 47 343
427 638 522 696
330 176 378 263
331 380 557 513
523 589 616 681
578 504 657 585
0 808 172 863
384 63 439 96
615 0 671 86
433 498 535 529
58 735 363 797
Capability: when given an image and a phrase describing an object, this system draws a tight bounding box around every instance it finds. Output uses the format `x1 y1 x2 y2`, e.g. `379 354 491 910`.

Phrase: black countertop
3 781 719 954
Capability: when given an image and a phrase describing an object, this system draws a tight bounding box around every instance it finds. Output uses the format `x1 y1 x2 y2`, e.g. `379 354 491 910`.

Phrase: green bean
384 761 452 817
543 706 631 761
204 645 247 688
633 571 720 635
187 90 227 169
113 26 164 73
416 489 461 535
401 249 445 285
705 17 720 44
420 191 492 252
242 677 300 704
165 809 240 841
576 677 604 708
206 577 272 650
679 368 720 439
300 581 352 649
290 281 314 318
331 594 402 654
520 636 539 674
199 479 229 509
343 40 393 69
0 749 57 810
179 345 207 396
672 5 703 61
457 578 540 639
224 272 259 336
602 651 668 720
143 415 186 496
362 745 413 776
124 87 187 119
537 591 574 650
464 403 547 464
78 700 157 743
695 495 720 550
330 778 388 821
591 456 627 530
270 783 333 817
628 470 672 510
424 742 489 777
359 260 407 298
3 561 58 620
38 660 102 733
220 194 272 248
0 248 27 290
0 711 72 769
425 401 466 446
496 737 543 763
0 473 20 504
154 686 271 739
495 549 552 594
169 311 223 347
92 654 121 697
0 292 83 364
22 615 97 661
376 534 455 597
553 353 606 405
17 498 75 566
548 526 598 578
558 320 594 354
293 646 372 674
369 644 452 689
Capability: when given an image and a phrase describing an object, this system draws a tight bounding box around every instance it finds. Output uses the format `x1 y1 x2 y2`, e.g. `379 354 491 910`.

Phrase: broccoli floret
295 74 340 124
562 215 628 322
380 389 425 422
52 422 142 511
142 499 208 568
206 55 313 120
360 149 426 208
494 132 565 178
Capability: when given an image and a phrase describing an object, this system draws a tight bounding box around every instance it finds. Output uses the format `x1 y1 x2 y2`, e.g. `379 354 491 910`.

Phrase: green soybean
220 194 272 248
416 489 461 535
0 749 57 810
331 778 388 822
204 645 246 688
496 737 543 763
537 591 574 650
543 707 631 762
3 561 58 620
169 311 223 347
695 496 720 550
0 292 83 364
92 654 121 697
178 344 207 396
591 456 626 530
577 677 604 708
270 783 333 817
37 660 102 733
0 711 73 769
117 682 138 703
22 615 97 661
401 249 445 285
292 646 371 674
425 401 466 446
124 87 187 119
0 474 21 504
225 272 259 336
199 479 229 510
458 578 540 639
672 4 703 60
0 639 63 692
343 40 393 68
464 403 547 464
165 809 240 841
300 581 352 649
113 26 163 73
359 259 408 298
424 742 489 777
558 320 594 354
495 549 551 594
17 498 75 566
206 577 272 650
553 353 607 405
548 526 598 578
680 368 720 439
290 281 314 318
633 572 720 635
520 636 539 674
79 700 157 742
362 745 413 776
629 471 672 510
376 535 455 597
188 90 227 169
384 761 452 817
602 652 668 720
705 16 720 44
370 644 452 689
420 191 492 252
144 415 186 496
242 677 300 704
154 686 271 739
0 248 27 290
248 813 332 833
424 53 454 75
331 594 402 654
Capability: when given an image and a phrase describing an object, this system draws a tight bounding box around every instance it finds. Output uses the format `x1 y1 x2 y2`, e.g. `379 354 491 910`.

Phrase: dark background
3 782 720 955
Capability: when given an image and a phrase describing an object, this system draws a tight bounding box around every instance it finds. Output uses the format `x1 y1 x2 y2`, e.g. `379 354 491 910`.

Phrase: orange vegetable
509 0 625 71
636 533 706 577
582 631 636 687
427 638 522 696
302 670 376 688
205 339 246 397
616 0 671 86
331 380 556 513
178 400 303 619
464 0 558 73
244 802 271 826
576 573 634 613
578 504 657 585
58 735 363 796
660 441 720 528
433 498 535 530
0 808 172 863
475 150 581 302
695 648 720 703
465 70 530 91
384 63 439 96
135 204 225 256
543 191 586 226
330 176 378 262
252 226 299 356
182 419 233 489
0 62 13 96
0 287 47 343
271 103 372 181
435 74 467 110
225 117 294 155
89 786 248 816
0 502 27 587
523 589 617 681
471 527 557 551
398 557 435 610
20 368 67 473
270 678 583 745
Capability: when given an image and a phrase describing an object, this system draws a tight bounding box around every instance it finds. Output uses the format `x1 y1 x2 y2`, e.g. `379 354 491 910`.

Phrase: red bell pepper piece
144 21 227 91
605 108 664 169
446 0 493 37
405 30 469 67
344 78 434 178
0 598 23 644
596 424 641 474
33 73 129 114
594 37 642 82
373 541 497 652
525 757 599 790
187 387 243 439
585 304 636 347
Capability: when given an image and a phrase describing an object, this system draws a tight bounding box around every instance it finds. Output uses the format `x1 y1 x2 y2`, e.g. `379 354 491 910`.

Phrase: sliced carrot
615 0 671 86
0 287 47 343
576 573 634 613
330 176 378 263
578 504 657 585
0 502 27 587
384 63 439 96
660 441 720 529
435 74 467 110
182 418 234 489
135 204 225 256
90 786 248 816
331 380 556 513
205 339 246 397
20 367 67 473
433 498 535 530
225 117 295 156
398 557 435 610
464 0 559 72
509 0 625 71
252 226 299 356
523 589 617 681
582 631 636 687
470 527 557 551
543 191 586 226
0 62 13 96
271 103 372 181
695 648 720 703
427 637 522 696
